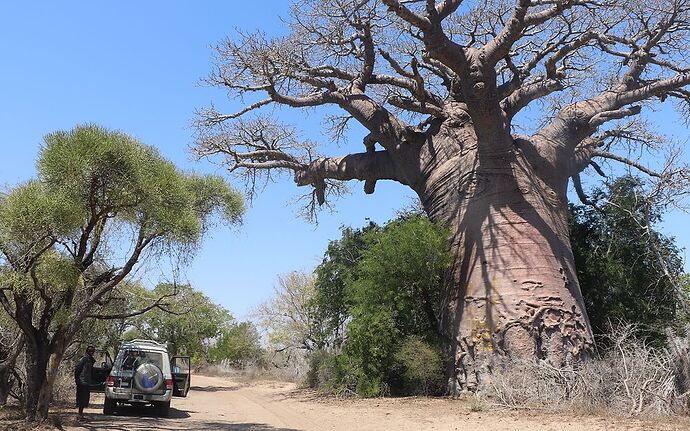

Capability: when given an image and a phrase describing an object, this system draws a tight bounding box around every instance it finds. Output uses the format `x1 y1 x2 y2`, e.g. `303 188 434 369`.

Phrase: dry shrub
486 325 690 416
199 351 307 383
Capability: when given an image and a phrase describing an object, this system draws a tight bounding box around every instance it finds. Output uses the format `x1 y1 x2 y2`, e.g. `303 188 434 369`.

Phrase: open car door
170 356 191 397
91 350 113 392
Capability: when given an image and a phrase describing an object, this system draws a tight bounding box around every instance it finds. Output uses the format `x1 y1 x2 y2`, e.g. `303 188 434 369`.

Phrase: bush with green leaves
393 336 445 396
210 321 264 367
310 214 451 396
569 176 687 345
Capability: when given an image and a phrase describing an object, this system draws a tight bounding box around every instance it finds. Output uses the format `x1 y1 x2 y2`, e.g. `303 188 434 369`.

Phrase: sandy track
62 374 690 431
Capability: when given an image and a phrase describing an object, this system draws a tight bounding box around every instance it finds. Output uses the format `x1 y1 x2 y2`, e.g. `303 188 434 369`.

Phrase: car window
171 357 190 373
115 349 165 371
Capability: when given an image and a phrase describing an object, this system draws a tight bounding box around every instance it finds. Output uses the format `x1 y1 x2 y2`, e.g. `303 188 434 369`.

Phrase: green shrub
393 336 445 395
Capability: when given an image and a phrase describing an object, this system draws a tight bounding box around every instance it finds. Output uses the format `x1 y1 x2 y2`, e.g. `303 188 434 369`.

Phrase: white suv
103 339 190 417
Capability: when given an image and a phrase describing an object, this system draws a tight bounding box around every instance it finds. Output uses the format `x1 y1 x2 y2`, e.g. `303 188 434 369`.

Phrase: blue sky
0 2 687 320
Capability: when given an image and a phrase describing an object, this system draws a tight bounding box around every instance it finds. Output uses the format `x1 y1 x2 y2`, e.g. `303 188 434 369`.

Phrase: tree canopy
0 124 244 420
570 176 687 344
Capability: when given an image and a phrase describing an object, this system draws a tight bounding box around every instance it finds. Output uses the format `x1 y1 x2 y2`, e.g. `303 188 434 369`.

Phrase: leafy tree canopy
0 124 244 420
570 176 687 344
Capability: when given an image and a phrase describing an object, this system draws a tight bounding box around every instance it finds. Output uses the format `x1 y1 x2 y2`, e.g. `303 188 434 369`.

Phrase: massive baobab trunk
419 118 593 389
197 0 690 391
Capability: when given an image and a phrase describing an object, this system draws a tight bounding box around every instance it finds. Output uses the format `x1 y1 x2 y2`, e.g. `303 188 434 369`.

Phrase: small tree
0 124 243 421
209 321 264 367
129 283 234 361
570 176 687 343
311 222 379 349
256 271 320 355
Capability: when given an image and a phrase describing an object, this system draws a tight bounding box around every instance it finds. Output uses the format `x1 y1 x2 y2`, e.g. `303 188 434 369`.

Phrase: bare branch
592 150 662 178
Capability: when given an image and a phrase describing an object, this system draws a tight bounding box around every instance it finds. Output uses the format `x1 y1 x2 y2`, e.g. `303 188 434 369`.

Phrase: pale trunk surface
417 112 594 391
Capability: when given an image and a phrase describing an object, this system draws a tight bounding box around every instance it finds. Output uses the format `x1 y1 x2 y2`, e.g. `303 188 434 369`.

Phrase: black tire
157 400 170 417
103 398 117 415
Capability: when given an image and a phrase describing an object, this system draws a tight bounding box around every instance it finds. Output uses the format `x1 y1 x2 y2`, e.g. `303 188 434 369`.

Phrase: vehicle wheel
157 400 170 417
103 398 117 415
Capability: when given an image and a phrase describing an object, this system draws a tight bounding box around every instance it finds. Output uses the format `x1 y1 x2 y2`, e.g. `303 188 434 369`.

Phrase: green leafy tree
310 214 450 396
311 222 379 348
0 124 243 421
129 283 233 362
209 321 263 366
570 176 686 344
341 215 450 395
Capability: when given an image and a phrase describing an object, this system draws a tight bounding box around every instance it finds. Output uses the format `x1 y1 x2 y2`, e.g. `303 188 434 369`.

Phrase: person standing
74 345 96 420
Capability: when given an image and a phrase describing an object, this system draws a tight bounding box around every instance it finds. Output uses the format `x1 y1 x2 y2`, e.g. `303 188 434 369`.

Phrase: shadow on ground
189 385 241 393
76 418 301 431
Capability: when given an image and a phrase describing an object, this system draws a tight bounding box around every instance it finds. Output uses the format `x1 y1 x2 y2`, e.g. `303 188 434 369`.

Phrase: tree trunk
418 123 594 392
24 337 50 421
0 366 11 406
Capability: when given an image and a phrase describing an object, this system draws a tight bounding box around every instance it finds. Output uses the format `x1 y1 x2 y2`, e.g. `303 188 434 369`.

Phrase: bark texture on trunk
417 115 594 392
0 366 11 406
24 337 50 421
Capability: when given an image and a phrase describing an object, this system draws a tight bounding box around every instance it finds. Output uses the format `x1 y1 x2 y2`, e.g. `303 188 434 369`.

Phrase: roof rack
123 339 167 347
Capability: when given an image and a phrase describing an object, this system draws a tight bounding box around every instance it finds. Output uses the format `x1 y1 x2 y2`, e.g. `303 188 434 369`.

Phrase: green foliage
311 222 378 348
570 176 686 344
0 124 244 418
209 321 263 366
129 283 232 361
309 214 451 396
393 336 445 395
33 124 244 245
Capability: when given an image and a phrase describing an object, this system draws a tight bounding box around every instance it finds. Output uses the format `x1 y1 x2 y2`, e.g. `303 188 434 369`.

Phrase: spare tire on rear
133 363 164 393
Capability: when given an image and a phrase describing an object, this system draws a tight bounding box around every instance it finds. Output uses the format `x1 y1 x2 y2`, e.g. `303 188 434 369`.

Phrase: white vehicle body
104 339 175 415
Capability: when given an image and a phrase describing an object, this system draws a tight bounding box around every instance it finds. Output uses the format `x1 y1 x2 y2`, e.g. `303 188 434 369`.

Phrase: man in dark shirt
74 345 96 420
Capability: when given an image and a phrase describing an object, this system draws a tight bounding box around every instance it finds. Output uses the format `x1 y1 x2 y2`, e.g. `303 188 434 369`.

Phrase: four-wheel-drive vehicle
103 339 190 417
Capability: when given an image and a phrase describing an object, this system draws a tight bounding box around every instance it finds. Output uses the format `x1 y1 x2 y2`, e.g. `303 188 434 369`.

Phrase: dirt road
62 374 689 431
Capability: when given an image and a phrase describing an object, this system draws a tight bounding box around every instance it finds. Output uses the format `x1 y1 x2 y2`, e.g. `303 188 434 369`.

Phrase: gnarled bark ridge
197 0 690 391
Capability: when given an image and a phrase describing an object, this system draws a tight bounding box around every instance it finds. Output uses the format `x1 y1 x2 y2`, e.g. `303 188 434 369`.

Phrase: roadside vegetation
252 175 690 417
0 124 245 421
1 138 689 424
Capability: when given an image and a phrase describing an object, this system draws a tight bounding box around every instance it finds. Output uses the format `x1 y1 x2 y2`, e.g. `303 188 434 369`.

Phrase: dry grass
486 325 690 417
198 357 305 383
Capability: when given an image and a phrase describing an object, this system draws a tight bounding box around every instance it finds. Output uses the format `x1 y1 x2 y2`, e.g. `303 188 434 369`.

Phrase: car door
91 350 113 391
170 356 191 397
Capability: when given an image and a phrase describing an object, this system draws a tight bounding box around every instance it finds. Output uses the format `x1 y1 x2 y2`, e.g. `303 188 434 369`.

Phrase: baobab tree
196 0 690 391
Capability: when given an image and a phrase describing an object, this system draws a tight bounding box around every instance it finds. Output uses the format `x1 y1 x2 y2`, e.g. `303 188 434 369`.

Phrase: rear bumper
105 387 172 403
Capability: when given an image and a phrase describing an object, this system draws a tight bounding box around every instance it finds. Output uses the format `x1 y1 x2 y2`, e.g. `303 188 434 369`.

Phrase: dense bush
308 214 451 396
393 336 445 396
570 176 686 345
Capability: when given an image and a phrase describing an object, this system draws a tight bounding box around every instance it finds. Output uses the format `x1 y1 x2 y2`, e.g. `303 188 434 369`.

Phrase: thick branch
295 150 404 190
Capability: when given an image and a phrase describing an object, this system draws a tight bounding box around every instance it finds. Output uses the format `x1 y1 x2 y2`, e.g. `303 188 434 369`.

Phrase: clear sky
0 2 687 320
